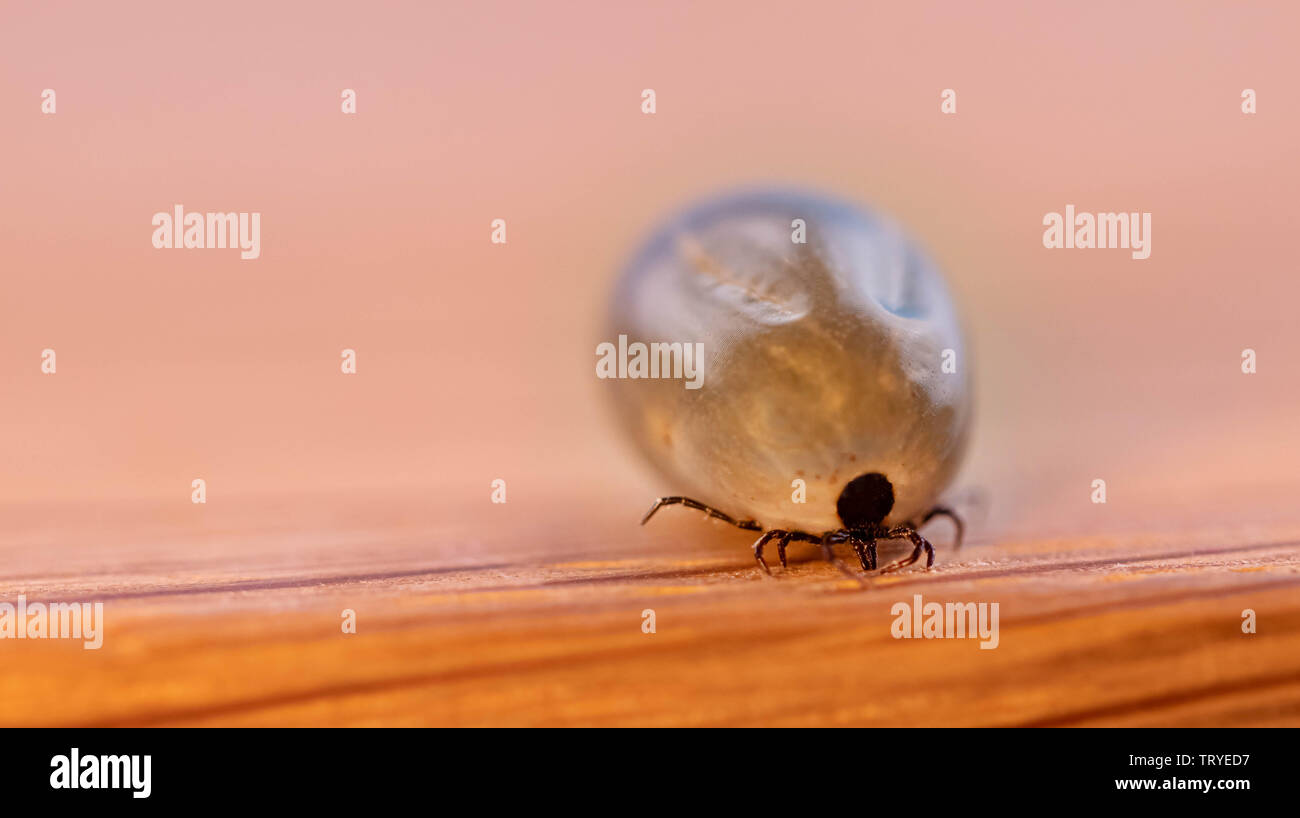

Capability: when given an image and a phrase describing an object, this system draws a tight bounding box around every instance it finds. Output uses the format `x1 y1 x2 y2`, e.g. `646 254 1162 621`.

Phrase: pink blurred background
2 0 1298 553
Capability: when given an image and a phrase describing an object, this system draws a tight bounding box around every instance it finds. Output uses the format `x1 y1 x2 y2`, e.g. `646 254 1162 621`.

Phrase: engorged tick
607 188 973 578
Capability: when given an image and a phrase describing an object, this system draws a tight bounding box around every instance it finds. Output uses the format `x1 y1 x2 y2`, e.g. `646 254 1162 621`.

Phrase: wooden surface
2 495 1297 727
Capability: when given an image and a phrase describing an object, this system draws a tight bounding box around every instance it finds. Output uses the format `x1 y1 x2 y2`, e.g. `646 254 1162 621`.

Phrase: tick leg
919 506 965 550
818 531 865 582
776 532 793 569
863 538 879 571
751 529 788 575
879 525 936 573
850 537 870 572
640 496 762 531
780 531 830 571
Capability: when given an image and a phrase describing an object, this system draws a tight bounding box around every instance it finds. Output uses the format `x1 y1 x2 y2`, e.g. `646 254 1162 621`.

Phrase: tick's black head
836 472 895 529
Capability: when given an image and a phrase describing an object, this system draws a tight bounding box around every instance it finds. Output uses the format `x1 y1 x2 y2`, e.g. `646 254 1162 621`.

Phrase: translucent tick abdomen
607 189 972 531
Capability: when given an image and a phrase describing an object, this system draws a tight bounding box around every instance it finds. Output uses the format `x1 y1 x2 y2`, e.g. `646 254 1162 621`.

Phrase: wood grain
2 495 1296 727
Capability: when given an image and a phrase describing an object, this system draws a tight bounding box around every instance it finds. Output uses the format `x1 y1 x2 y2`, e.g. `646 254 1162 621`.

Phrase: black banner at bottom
0 727 1285 806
